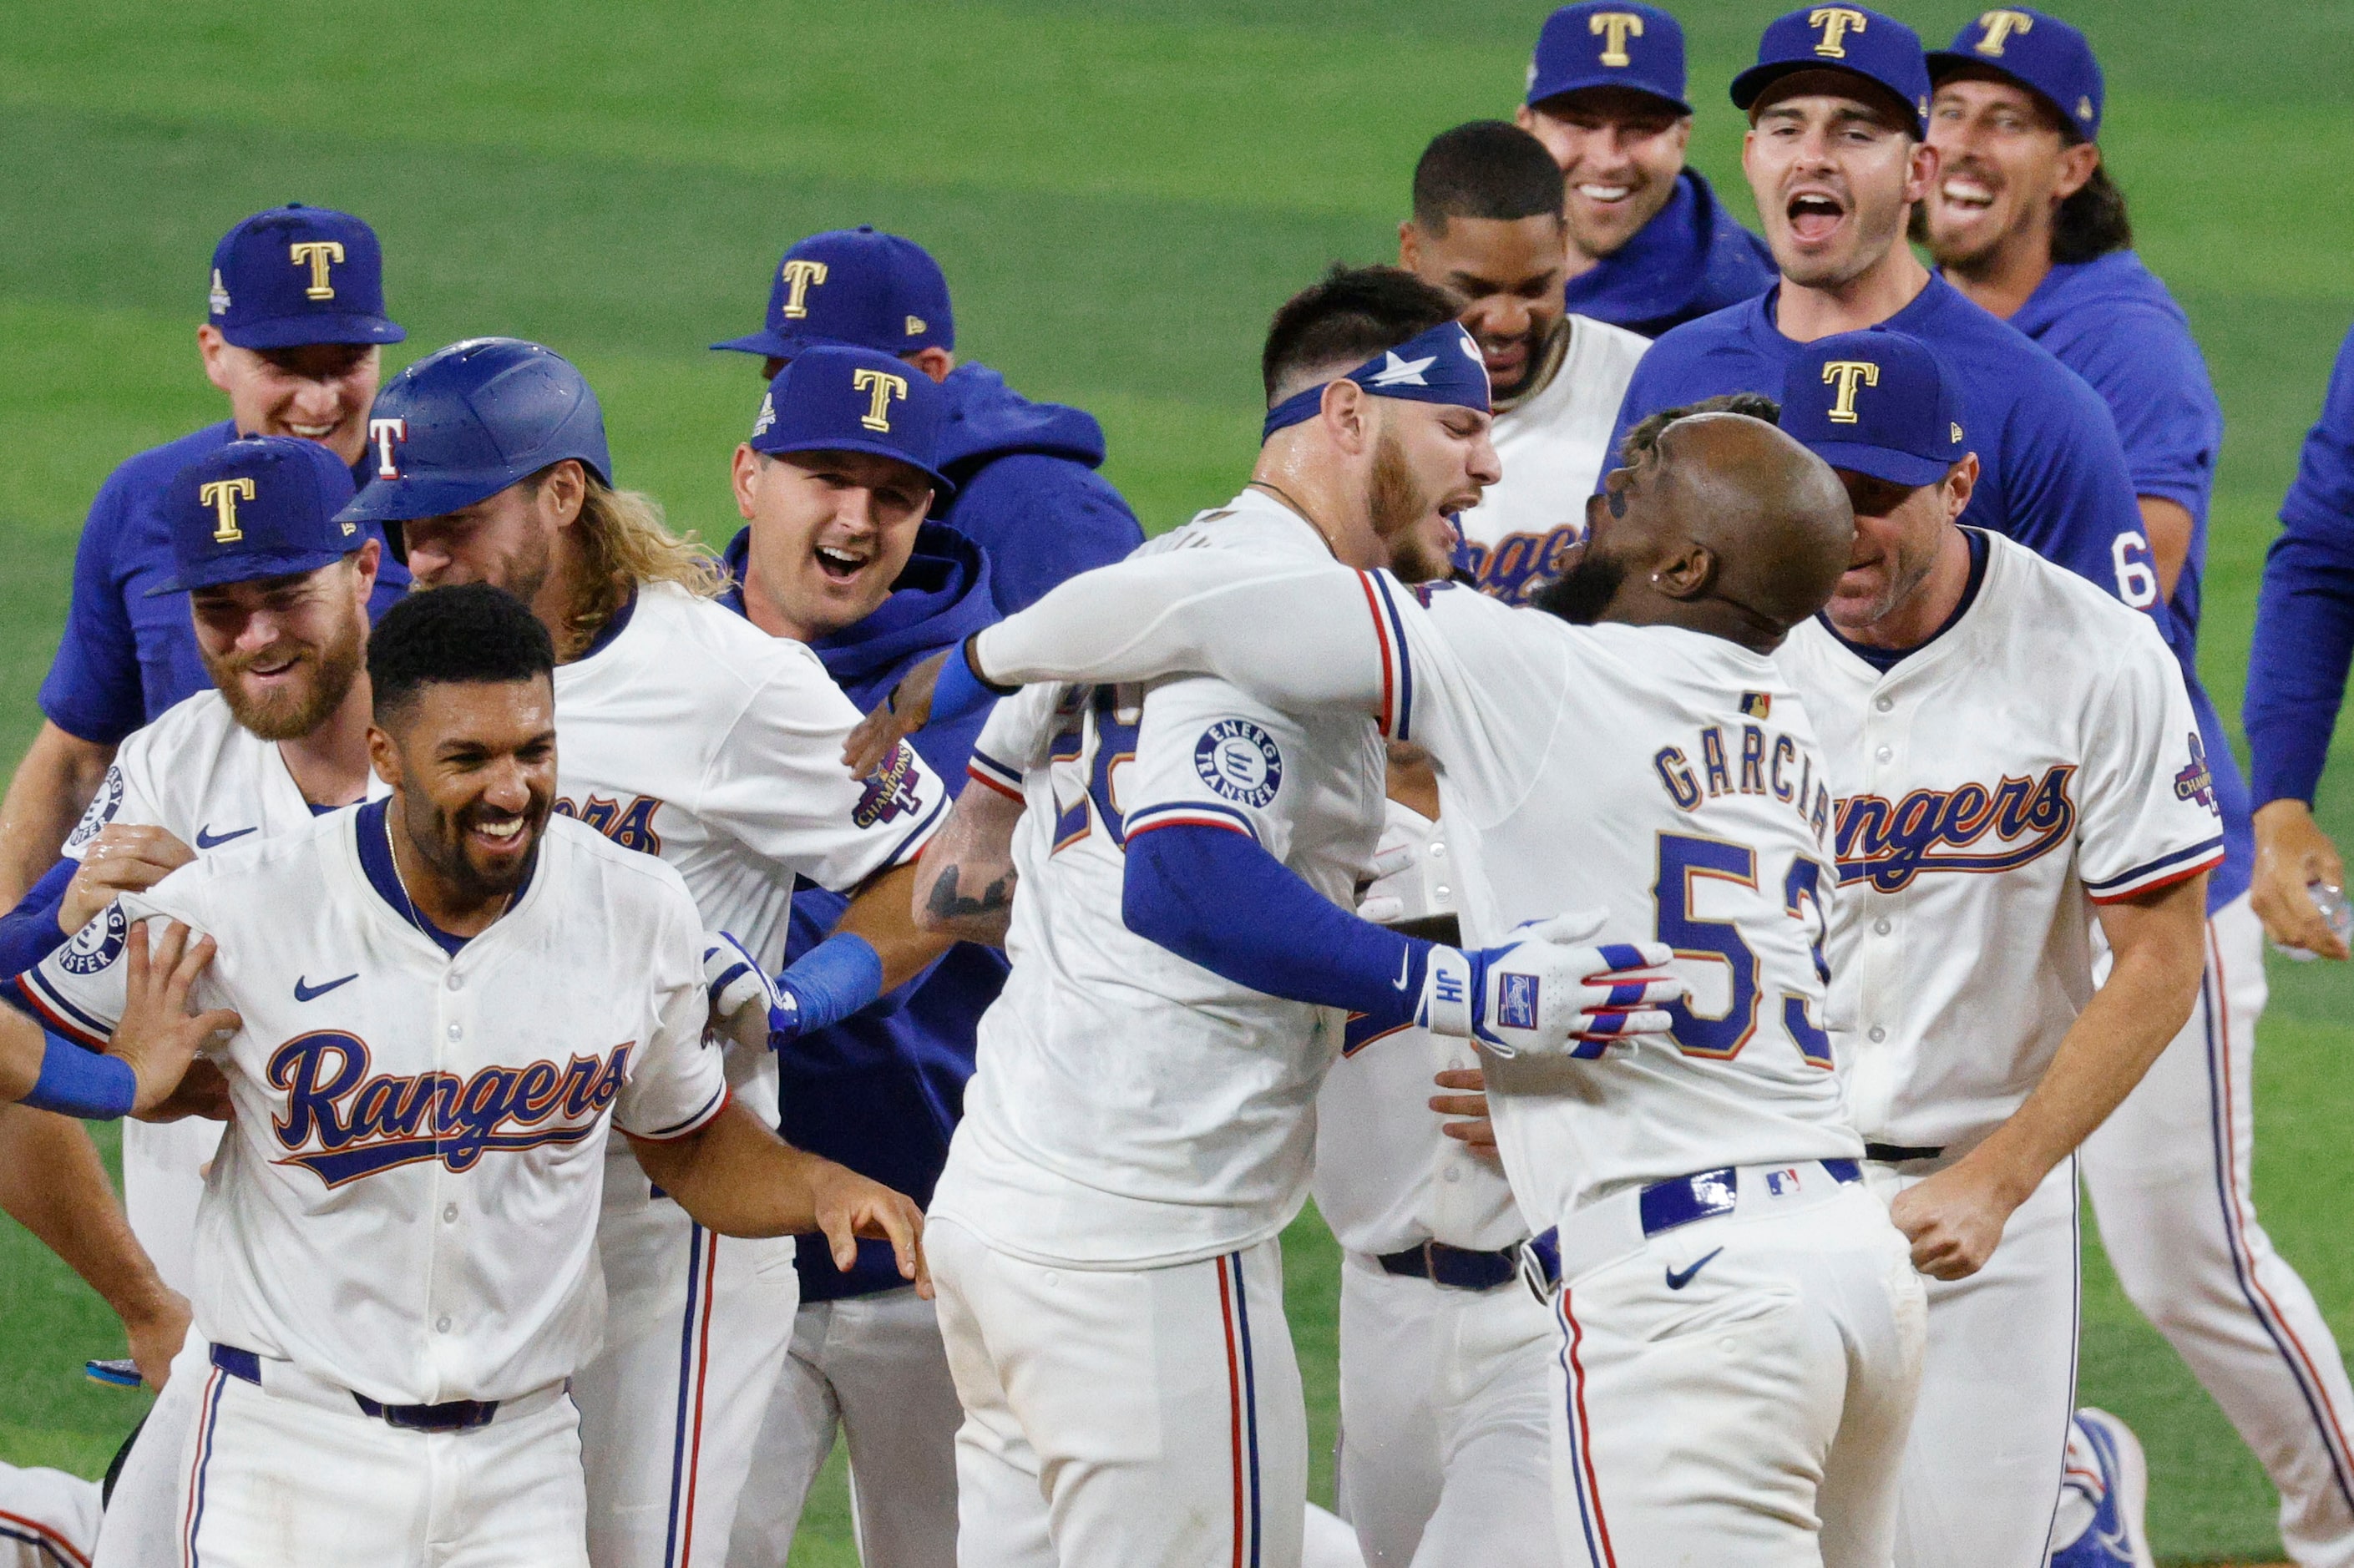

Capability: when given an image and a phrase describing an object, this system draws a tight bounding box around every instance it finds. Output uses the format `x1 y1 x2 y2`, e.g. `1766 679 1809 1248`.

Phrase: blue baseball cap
747 345 955 497
149 437 364 595
206 205 404 351
1526 3 1690 115
339 338 613 526
1731 7 1930 138
712 227 955 362
1928 10 2103 141
1781 329 1967 487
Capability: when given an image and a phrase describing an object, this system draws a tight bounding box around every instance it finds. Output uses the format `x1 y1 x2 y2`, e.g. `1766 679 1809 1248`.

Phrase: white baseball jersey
16 806 727 1406
1775 530 2225 1151
934 489 1385 1268
973 559 1865 1221
549 580 949 1120
62 688 387 862
1451 314 1649 605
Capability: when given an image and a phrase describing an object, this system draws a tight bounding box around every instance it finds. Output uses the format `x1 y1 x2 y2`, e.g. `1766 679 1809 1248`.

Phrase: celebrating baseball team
2 4 2352 1566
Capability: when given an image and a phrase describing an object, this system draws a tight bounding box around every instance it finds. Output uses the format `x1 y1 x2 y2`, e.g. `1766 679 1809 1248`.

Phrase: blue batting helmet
340 338 613 531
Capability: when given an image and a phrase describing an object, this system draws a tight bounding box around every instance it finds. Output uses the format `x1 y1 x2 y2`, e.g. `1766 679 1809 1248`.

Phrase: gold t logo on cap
853 368 909 432
780 259 830 319
1820 360 1881 423
1589 12 1644 66
1809 7 1867 57
289 241 345 301
199 477 257 543
1974 9 2033 55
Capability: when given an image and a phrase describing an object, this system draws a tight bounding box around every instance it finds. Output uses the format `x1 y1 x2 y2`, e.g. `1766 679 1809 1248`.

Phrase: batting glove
1416 910 1684 1060
702 931 798 1052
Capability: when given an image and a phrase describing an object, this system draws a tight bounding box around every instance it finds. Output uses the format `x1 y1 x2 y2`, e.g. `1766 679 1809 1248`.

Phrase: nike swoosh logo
195 824 257 850
1664 1247 1724 1291
294 973 357 1003
1393 948 1413 991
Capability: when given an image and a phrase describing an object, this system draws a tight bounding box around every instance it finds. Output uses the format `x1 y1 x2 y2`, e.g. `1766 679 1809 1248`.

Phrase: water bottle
2271 881 2353 962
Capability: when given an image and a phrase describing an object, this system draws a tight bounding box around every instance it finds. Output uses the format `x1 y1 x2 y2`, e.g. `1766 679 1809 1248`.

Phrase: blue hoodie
1563 169 1778 341
933 363 1143 614
721 522 1007 1301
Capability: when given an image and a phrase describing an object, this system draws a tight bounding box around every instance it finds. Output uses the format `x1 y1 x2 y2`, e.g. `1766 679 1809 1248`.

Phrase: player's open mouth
466 814 528 853
813 544 870 583
1785 192 1846 243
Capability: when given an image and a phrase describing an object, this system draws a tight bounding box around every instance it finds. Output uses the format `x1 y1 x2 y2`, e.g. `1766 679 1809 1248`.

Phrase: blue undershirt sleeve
1121 822 1431 1035
0 860 78 980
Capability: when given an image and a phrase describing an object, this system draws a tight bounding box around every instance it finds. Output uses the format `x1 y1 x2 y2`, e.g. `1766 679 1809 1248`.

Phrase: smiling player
1515 2 1775 337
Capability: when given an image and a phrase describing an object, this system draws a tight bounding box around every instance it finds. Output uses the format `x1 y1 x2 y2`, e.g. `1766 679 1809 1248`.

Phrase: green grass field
3 3 2351 1561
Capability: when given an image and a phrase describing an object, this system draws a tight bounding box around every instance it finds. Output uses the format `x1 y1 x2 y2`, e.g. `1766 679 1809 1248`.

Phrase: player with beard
1516 3 1775 338
1605 6 2159 625
1400 121 1649 606
343 339 953 1568
0 435 397 1568
1917 16 2354 1565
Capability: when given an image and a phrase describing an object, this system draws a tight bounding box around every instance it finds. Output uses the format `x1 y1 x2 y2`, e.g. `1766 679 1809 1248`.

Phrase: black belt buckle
355 1393 499 1433
1863 1142 1946 1163
1377 1239 1520 1292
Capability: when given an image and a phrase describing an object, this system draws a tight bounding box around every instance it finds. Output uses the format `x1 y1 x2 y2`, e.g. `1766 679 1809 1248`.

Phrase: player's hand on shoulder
60 824 195 934
1886 1160 2022 1281
1430 1066 1501 1167
806 1157 931 1300
1420 909 1685 1060
113 919 240 1119
843 648 953 779
2251 800 2350 960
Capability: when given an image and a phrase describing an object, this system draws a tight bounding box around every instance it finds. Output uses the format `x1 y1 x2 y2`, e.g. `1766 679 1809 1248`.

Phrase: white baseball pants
2084 893 2354 1567
930 1216 1307 1568
574 1182 799 1568
1332 1256 1557 1567
91 1333 210 1568
1547 1168 1925 1568
1875 1156 2079 1568
726 1285 963 1568
173 1354 584 1568
0 1459 99 1568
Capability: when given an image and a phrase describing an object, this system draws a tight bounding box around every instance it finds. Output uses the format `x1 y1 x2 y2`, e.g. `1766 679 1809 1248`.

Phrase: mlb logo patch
1498 972 1540 1030
1739 691 1772 720
1764 1166 1802 1197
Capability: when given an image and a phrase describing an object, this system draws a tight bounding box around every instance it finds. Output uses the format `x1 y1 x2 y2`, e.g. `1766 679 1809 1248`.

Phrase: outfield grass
3 3 2350 1561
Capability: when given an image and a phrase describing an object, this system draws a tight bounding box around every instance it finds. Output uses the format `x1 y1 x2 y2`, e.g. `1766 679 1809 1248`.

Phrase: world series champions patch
855 741 926 828
1193 720 1283 808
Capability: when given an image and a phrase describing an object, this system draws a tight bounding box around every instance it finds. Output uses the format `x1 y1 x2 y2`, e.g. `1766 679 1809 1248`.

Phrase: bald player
1516 2 1775 337
862 411 1934 1566
1400 121 1648 605
1920 15 2354 1565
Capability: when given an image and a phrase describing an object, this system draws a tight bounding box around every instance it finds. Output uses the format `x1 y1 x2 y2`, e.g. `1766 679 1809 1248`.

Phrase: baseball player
338 339 954 1568
2249 321 2354 959
1754 331 2215 1568
1399 121 1649 604
709 348 993 1567
868 404 1945 1565
1606 6 2160 619
711 225 1142 614
1516 3 1776 338
0 204 408 908
0 434 396 1568
10 583 926 1568
0 1461 100 1568
1921 16 2354 1565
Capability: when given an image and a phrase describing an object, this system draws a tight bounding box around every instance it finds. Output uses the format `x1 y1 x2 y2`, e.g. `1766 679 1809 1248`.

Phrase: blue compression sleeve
21 1034 135 1120
775 932 887 1034
0 860 75 980
925 639 1004 727
1122 822 1433 1034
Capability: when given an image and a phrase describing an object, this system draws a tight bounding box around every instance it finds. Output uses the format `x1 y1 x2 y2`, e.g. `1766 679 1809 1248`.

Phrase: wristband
23 1034 137 1120
927 637 1015 726
1417 946 1478 1039
772 933 888 1042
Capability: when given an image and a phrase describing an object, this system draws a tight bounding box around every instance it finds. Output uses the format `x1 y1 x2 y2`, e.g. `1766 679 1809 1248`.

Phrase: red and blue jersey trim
2083 836 2225 903
1122 801 1260 842
628 1085 732 1144
964 748 1025 803
6 971 111 1051
1354 571 1415 742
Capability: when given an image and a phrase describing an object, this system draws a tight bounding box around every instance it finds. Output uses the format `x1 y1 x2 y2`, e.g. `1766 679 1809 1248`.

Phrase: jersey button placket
1859 687 1903 1096
425 965 469 1387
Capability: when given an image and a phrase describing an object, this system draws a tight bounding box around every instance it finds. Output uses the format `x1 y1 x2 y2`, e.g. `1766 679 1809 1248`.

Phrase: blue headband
1261 321 1491 443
